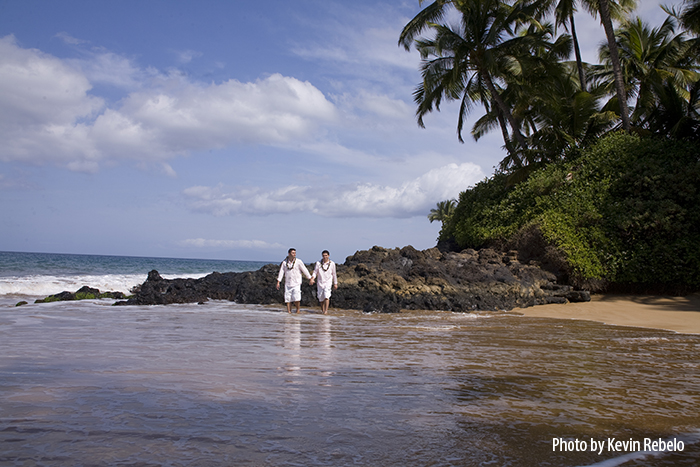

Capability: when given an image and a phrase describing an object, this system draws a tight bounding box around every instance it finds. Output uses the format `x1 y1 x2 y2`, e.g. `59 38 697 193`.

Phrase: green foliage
441 132 700 291
598 134 700 288
35 296 60 303
75 291 97 300
34 290 131 303
428 199 457 224
441 172 515 248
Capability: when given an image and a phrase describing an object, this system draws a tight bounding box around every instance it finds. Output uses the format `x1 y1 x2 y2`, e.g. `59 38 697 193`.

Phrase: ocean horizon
0 250 271 297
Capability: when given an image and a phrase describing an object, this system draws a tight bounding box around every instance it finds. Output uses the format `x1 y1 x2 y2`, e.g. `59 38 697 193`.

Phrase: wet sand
515 293 700 334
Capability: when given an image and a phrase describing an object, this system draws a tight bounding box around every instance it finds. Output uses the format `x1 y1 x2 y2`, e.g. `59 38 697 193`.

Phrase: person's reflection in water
316 316 335 386
283 315 301 378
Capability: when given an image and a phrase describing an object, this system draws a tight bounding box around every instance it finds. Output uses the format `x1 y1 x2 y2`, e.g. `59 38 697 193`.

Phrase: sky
0 0 678 262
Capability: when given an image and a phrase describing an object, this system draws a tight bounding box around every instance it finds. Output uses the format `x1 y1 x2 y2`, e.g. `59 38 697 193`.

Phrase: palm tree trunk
483 73 528 148
569 13 587 92
496 106 518 160
598 0 631 131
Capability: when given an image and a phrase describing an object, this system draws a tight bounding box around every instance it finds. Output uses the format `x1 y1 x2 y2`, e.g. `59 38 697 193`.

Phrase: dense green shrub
440 133 700 292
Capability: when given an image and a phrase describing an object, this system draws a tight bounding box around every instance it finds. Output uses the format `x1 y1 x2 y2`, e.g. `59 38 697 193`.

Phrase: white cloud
54 33 145 89
55 32 87 45
0 37 104 127
292 17 419 72
0 36 105 169
75 51 145 89
176 49 203 64
183 163 483 218
0 36 337 171
117 73 337 150
180 238 284 249
349 90 413 120
288 4 422 114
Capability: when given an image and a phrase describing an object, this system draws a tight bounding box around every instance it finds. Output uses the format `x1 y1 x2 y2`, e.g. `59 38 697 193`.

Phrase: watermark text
552 437 684 454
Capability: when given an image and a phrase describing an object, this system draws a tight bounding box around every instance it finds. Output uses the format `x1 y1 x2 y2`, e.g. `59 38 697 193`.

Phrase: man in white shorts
276 248 312 313
310 250 338 314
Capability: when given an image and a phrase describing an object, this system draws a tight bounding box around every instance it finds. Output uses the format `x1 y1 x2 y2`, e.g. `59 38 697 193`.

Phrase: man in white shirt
310 250 338 314
276 248 312 313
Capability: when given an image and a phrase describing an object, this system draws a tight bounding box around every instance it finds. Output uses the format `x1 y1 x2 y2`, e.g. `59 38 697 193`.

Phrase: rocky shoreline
107 245 589 312
27 286 129 305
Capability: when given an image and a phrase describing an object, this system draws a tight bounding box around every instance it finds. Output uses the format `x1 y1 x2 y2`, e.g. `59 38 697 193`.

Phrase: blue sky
0 0 675 262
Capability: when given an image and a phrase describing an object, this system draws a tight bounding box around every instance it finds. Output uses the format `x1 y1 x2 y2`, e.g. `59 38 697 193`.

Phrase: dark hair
288 248 296 254
322 250 330 256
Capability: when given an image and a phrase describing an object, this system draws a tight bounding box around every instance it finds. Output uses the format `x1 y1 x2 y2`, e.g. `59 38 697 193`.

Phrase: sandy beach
515 293 700 334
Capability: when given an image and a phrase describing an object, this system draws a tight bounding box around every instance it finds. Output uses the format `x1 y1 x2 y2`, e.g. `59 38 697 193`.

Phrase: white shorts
317 285 333 301
284 285 302 303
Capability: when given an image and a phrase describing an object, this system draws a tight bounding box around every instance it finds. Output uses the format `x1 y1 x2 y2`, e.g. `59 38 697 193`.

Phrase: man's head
288 248 297 259
322 250 330 262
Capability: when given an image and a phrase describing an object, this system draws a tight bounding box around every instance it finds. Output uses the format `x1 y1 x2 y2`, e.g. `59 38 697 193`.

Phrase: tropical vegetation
407 0 700 292
441 133 700 292
428 199 457 224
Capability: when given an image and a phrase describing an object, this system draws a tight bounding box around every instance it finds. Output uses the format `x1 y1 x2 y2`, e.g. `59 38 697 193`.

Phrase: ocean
0 251 270 298
1 251 700 466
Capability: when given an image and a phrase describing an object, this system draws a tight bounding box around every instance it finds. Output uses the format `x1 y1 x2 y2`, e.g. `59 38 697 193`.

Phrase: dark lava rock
113 245 590 312
36 285 129 303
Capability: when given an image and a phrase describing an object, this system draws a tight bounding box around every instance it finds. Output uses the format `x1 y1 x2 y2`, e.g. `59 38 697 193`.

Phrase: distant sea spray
0 251 269 297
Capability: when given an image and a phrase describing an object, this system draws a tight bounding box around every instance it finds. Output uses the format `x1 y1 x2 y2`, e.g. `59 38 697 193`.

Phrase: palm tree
538 0 637 129
621 17 696 122
646 78 700 140
399 0 456 46
680 0 700 34
546 0 588 90
472 35 615 182
471 26 577 160
400 0 549 161
591 15 700 137
597 0 633 130
527 68 617 153
428 199 457 223
400 0 639 170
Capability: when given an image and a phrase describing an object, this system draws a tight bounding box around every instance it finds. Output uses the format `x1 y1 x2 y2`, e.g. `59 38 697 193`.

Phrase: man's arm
276 262 285 289
300 261 312 280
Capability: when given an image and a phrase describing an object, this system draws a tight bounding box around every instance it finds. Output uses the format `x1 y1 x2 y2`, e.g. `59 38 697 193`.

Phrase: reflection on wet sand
283 315 301 375
0 302 699 466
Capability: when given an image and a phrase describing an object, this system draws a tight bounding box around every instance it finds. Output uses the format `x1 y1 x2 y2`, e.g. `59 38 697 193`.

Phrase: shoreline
513 293 700 334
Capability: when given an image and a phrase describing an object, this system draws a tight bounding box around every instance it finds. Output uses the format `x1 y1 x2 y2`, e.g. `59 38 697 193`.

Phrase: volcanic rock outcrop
35 286 128 303
113 245 589 312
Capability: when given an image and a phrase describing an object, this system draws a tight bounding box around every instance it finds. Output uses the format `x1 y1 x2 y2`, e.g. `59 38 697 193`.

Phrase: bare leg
294 301 301 313
322 298 330 314
286 302 292 313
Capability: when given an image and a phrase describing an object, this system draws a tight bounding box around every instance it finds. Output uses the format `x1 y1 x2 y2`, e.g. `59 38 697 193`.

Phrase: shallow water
1 298 699 466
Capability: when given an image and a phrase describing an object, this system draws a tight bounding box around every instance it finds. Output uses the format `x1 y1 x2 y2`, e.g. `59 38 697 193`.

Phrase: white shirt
277 258 311 288
312 260 337 289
